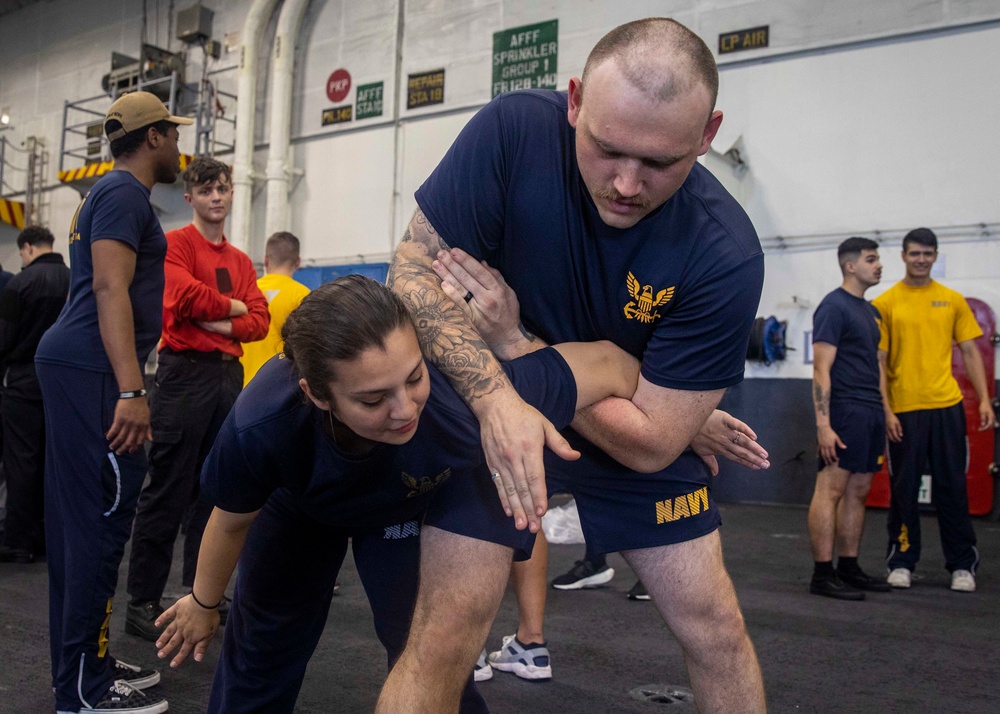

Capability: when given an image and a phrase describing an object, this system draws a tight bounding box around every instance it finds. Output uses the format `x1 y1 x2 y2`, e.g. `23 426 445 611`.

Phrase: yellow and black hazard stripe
57 161 115 184
58 154 195 185
0 198 25 229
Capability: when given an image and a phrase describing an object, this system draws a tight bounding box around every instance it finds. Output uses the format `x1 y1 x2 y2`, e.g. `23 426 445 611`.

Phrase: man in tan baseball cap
37 88 194 714
105 90 192 141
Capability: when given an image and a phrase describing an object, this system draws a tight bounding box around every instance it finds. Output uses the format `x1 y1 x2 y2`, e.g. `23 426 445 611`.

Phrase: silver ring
732 434 741 445
463 291 473 303
491 471 501 481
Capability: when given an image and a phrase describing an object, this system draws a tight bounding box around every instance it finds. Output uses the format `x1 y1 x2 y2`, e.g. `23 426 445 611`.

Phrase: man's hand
816 424 845 467
885 411 903 443
479 390 579 532
978 399 997 431
229 299 248 317
155 595 220 668
433 248 532 360
690 410 770 476
198 319 233 336
106 397 151 454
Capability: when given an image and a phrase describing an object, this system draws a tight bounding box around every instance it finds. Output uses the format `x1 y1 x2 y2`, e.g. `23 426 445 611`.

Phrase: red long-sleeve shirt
160 223 269 355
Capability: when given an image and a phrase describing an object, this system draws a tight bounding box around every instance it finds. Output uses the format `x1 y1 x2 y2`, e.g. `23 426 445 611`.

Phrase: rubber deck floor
1 503 997 713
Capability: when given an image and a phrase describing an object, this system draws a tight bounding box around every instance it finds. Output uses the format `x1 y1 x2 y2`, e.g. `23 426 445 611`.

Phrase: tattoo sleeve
390 209 507 403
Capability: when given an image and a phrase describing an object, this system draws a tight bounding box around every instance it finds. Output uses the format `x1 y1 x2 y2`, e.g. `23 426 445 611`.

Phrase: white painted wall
1 0 998 365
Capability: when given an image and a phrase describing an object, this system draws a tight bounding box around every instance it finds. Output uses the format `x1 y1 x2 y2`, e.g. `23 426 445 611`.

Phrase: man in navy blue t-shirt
807 237 891 601
36 91 191 714
379 18 766 714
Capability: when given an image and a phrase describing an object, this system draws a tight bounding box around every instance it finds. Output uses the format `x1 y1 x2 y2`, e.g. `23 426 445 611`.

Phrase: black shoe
124 601 165 642
0 546 36 564
80 680 168 713
111 657 161 690
837 567 892 592
809 573 865 601
627 580 651 601
551 559 615 590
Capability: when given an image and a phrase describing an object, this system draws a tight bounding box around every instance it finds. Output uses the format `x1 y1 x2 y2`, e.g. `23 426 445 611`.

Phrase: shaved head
581 18 718 112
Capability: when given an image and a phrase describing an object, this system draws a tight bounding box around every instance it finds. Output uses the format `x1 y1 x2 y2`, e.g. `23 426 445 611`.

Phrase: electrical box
176 4 213 44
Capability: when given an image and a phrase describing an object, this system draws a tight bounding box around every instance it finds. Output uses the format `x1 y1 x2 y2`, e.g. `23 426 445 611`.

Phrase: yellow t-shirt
872 280 982 413
240 273 311 387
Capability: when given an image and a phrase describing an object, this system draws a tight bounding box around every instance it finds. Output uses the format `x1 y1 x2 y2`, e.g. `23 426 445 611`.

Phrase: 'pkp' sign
327 69 352 103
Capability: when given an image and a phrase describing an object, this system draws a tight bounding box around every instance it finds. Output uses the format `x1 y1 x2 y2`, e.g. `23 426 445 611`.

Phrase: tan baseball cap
104 91 193 141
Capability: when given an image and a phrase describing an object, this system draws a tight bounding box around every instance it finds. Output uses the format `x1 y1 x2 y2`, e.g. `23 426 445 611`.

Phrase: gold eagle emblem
401 468 451 498
623 272 674 323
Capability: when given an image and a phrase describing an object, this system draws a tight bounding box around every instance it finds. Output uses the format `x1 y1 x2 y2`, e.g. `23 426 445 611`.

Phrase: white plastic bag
541 498 585 544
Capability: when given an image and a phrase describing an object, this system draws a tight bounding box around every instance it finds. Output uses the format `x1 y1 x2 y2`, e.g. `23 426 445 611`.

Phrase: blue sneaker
487 634 552 681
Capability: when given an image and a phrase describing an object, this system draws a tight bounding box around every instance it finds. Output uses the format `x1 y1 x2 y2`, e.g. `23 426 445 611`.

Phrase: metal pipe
263 0 310 240
231 0 283 255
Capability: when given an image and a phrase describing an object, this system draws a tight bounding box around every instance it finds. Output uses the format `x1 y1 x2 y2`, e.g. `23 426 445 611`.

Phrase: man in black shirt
0 226 70 562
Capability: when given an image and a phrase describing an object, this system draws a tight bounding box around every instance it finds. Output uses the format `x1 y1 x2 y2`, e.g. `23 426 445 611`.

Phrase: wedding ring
464 291 474 302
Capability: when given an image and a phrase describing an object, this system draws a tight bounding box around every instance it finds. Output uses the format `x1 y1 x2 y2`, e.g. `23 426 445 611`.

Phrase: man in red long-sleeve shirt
125 156 269 642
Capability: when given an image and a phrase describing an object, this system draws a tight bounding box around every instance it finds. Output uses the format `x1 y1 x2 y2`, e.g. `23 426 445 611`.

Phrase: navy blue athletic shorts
424 462 536 561
817 401 885 474
546 435 722 556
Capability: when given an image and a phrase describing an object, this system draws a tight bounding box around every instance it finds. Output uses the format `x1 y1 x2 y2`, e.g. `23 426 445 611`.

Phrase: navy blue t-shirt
200 347 576 528
812 287 882 406
416 90 763 390
36 170 167 372
415 90 763 484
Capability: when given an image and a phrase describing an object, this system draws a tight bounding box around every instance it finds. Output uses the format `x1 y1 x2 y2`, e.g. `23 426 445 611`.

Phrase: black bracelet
118 389 147 400
190 589 222 610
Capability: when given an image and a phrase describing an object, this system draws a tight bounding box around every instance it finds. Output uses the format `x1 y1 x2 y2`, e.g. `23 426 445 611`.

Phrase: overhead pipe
231 0 283 255
264 0 310 240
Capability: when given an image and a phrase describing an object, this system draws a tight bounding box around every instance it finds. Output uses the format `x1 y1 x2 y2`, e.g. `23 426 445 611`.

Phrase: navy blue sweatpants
886 403 979 573
209 496 488 713
37 363 149 712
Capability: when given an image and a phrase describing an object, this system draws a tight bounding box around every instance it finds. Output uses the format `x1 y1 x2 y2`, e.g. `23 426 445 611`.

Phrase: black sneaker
551 560 615 590
809 573 865 601
837 567 892 592
627 580 651 601
124 601 165 642
80 680 168 713
0 546 36 564
111 657 161 690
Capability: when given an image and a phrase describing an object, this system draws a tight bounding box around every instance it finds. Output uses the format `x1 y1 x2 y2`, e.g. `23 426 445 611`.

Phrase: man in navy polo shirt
379 18 766 714
807 237 891 600
36 91 191 714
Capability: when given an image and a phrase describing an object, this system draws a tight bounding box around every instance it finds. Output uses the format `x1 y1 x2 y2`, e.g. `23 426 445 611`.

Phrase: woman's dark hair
282 274 415 401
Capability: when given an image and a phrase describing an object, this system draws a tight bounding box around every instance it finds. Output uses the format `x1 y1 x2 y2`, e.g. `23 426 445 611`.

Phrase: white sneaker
473 649 493 682
950 569 976 592
487 634 552 680
887 568 912 588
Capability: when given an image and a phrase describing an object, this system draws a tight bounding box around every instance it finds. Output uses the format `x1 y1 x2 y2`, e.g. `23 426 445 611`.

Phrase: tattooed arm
812 341 844 467
390 209 578 532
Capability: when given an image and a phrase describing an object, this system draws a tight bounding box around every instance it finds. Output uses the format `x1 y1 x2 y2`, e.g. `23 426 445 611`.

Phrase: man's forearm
812 370 832 429
960 342 991 403
572 389 721 474
390 211 511 407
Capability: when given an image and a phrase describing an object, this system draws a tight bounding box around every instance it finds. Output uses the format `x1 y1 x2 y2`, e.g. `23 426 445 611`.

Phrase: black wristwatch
118 389 147 400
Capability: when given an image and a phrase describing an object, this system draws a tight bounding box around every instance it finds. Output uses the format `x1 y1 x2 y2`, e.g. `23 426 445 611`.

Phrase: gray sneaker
487 634 552 681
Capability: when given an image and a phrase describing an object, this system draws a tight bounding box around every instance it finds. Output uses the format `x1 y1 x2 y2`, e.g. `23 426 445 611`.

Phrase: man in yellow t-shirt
240 232 311 386
873 228 996 593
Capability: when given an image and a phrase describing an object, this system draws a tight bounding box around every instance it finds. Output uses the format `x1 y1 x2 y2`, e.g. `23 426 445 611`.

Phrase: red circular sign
326 69 352 103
